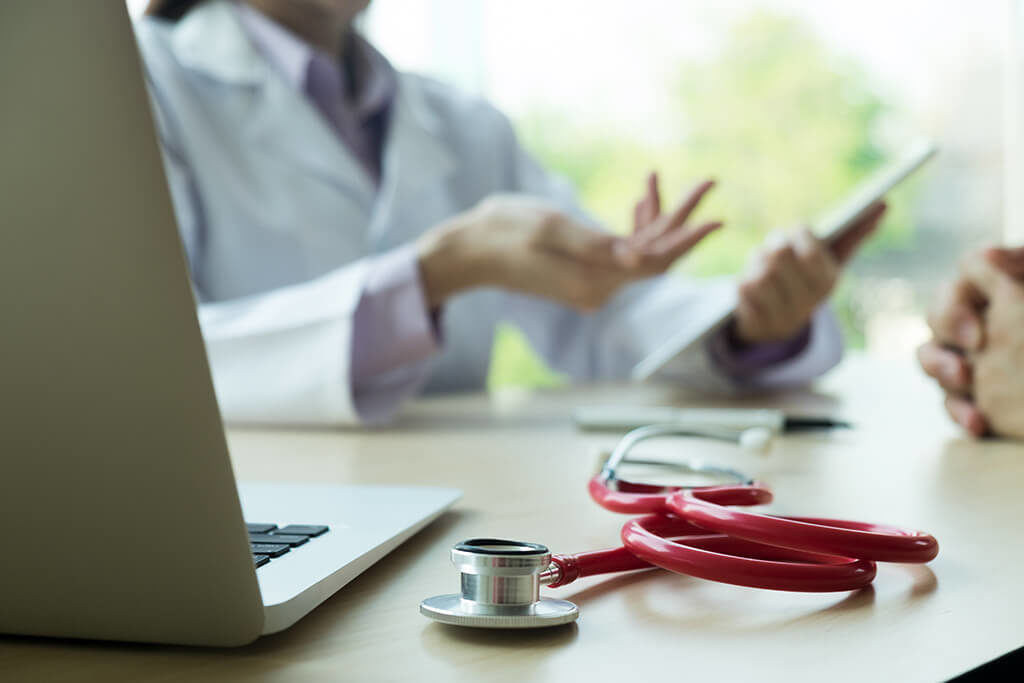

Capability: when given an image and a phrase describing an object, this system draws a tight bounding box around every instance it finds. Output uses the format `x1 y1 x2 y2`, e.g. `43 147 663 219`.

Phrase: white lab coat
133 1 842 426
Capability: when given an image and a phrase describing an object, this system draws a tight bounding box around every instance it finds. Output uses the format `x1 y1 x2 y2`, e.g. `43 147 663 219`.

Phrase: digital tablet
631 140 938 382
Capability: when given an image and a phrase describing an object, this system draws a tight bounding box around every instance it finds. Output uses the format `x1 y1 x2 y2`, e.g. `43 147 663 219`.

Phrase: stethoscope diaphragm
419 539 579 628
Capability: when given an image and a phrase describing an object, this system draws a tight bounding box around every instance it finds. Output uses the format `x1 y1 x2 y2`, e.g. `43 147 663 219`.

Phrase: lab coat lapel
366 76 458 249
248 75 377 203
168 0 376 204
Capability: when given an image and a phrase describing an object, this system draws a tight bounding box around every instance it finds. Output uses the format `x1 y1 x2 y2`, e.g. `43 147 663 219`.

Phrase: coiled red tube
545 475 938 593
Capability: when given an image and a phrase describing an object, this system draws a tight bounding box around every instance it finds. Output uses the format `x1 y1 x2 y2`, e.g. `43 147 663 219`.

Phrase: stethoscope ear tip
739 427 774 454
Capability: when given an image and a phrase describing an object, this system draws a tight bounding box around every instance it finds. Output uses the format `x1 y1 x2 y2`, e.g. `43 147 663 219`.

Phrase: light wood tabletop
3 354 1023 682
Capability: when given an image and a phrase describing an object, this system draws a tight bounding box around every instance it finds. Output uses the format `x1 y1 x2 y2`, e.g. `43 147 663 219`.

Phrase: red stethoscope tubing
670 491 938 564
543 475 938 592
621 514 877 592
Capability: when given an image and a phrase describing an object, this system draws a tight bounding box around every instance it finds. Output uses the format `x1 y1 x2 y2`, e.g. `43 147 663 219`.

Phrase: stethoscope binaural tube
569 430 937 592
594 424 939 567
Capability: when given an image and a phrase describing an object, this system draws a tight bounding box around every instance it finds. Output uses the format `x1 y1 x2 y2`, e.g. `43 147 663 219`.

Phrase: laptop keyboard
246 522 329 569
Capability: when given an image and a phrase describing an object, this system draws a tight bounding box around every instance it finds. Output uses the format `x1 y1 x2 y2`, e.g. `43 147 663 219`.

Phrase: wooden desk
3 355 1023 681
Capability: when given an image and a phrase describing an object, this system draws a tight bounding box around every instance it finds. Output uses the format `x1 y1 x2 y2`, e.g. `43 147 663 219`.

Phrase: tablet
631 139 938 382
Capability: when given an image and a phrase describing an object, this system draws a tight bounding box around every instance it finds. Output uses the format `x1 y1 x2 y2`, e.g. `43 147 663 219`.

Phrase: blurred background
129 0 1015 388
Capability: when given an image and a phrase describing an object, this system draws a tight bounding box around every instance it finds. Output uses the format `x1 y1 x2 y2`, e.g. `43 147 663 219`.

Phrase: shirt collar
232 1 310 91
231 1 396 121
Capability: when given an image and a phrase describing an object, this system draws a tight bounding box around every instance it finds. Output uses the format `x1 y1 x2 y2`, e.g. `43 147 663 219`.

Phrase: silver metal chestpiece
419 538 579 629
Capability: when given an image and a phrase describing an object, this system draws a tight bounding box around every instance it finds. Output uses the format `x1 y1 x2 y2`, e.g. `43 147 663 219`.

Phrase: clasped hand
918 247 1024 438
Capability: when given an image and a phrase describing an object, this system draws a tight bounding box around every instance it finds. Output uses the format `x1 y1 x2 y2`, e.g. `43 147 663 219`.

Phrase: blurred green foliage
488 10 908 389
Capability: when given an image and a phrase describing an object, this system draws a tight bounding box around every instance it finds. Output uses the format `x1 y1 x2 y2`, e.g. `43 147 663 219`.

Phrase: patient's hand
918 246 1024 438
972 269 1024 438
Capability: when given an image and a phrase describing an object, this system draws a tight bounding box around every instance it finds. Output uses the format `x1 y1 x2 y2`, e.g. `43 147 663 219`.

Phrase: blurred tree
488 10 905 389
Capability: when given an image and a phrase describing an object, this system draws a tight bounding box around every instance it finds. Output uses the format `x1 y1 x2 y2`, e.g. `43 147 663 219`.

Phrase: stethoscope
420 422 940 629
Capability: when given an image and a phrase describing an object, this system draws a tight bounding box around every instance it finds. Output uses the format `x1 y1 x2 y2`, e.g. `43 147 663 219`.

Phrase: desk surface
3 355 1023 682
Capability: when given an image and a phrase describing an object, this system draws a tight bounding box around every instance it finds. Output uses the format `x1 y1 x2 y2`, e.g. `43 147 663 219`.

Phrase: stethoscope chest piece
419 539 579 629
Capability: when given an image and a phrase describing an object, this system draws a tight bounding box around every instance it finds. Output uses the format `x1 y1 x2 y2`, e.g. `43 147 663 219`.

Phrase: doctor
137 0 884 425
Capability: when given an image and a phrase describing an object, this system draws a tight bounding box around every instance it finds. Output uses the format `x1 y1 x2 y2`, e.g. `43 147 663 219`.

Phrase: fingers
632 172 661 235
647 172 661 220
632 171 661 235
735 273 804 342
663 179 716 234
926 277 986 350
735 278 782 341
634 220 723 273
794 227 839 292
763 241 806 310
984 246 1024 280
605 219 724 277
916 341 972 394
959 250 1005 300
532 198 721 287
556 216 721 309
733 229 837 343
829 201 886 264
633 178 716 246
944 395 989 437
916 338 988 437
527 207 721 309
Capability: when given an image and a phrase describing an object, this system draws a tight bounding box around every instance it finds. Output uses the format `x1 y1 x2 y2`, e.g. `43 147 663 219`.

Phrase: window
367 0 1009 384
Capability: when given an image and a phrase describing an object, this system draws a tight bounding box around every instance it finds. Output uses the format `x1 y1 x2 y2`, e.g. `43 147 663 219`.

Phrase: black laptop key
248 533 308 547
246 523 278 534
253 554 270 568
251 543 290 558
274 525 329 538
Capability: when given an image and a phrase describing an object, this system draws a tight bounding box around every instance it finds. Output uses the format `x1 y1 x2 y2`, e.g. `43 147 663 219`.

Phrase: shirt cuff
708 319 812 379
350 244 442 385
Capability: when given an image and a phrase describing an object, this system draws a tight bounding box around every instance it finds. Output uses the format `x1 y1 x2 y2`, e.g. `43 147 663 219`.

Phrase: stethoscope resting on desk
420 422 939 628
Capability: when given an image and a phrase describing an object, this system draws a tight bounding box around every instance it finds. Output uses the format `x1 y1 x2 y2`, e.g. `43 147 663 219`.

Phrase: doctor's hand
732 202 888 344
417 185 722 312
918 246 1024 438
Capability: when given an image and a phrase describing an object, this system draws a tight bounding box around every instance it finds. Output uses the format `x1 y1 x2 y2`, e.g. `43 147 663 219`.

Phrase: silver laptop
0 1 459 646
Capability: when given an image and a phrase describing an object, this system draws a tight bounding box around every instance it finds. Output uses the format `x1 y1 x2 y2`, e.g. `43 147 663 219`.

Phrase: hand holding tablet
632 140 938 381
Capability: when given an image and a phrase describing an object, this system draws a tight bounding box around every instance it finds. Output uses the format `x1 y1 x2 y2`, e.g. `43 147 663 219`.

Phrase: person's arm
196 261 369 425
703 203 886 388
151 131 382 424
145 71 416 425
347 246 442 423
152 96 722 425
494 114 861 390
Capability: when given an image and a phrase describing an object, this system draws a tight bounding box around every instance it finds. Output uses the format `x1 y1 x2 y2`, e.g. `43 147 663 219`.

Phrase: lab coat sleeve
494 114 843 392
145 78 373 426
347 245 443 423
196 267 368 425
157 141 432 426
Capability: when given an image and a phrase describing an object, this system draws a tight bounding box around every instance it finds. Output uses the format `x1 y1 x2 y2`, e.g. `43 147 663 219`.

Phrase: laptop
0 1 459 646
